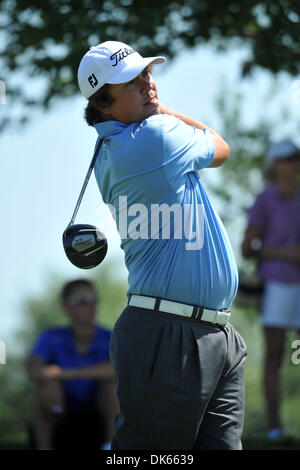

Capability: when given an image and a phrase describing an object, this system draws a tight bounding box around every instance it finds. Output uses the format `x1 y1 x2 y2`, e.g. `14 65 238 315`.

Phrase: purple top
248 184 300 283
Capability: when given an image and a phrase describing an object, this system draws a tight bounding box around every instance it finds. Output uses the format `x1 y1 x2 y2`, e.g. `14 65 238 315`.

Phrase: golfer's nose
138 74 152 93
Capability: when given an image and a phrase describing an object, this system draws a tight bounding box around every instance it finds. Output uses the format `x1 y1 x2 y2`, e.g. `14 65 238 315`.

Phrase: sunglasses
66 294 99 305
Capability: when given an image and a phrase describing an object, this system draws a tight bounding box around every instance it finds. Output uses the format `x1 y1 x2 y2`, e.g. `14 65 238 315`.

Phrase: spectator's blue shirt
94 114 238 309
31 326 112 413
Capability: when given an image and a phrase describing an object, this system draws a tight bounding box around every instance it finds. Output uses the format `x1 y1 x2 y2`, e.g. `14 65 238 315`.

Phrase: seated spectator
25 279 118 449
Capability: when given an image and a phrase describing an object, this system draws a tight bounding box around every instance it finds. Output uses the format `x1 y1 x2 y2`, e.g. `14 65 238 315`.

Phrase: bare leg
31 380 65 449
263 327 286 430
97 380 119 444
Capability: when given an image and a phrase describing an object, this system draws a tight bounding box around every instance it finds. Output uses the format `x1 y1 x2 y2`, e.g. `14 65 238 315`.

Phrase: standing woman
242 139 300 442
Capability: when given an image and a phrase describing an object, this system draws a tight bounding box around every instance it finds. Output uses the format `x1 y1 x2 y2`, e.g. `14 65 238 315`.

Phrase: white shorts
261 281 300 329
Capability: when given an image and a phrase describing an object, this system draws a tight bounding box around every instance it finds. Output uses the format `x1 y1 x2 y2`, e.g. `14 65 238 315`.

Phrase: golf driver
62 138 108 269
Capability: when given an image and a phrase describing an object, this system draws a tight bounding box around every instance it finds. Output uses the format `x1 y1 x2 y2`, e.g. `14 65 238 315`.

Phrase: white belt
128 295 231 326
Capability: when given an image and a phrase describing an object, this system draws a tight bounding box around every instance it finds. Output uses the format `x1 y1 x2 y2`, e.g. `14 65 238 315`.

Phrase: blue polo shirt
94 114 238 310
31 326 112 413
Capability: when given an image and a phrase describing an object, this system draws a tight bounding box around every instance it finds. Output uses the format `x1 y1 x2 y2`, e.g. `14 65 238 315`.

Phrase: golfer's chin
143 101 160 120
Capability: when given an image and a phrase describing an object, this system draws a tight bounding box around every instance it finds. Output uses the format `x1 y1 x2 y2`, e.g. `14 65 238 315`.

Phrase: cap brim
106 56 166 85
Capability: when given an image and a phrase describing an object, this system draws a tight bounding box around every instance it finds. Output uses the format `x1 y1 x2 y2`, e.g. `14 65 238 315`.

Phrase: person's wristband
51 404 64 414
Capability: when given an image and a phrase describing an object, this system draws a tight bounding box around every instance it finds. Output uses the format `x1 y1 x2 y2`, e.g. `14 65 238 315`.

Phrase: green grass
231 306 300 450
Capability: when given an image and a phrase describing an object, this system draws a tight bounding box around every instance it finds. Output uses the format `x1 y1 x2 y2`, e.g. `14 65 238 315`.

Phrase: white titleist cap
78 41 166 99
266 139 299 162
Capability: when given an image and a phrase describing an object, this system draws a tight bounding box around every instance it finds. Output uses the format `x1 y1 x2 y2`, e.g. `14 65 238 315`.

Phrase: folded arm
241 223 300 265
25 355 115 382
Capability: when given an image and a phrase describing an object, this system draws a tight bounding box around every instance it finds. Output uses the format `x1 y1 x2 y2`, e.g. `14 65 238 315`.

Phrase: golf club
62 138 108 269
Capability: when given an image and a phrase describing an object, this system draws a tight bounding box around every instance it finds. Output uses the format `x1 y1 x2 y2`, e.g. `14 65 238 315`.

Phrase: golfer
77 41 247 450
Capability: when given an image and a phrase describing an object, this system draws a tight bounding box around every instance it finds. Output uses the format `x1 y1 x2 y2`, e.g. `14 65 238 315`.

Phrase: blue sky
0 42 299 343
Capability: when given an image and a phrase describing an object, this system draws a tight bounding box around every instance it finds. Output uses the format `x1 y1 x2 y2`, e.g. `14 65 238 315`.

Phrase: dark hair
61 279 96 302
84 84 115 126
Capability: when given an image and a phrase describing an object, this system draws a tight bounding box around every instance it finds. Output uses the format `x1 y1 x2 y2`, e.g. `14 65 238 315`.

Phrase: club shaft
68 138 104 227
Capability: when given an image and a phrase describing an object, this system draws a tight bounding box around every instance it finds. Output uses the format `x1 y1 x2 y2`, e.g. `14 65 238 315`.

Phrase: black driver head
62 224 108 269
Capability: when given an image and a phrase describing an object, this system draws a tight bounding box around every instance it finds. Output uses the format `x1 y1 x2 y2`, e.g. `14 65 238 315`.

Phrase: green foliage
1 0 300 129
231 310 300 449
0 357 30 443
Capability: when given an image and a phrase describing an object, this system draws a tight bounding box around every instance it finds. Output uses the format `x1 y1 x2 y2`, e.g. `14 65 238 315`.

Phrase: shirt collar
94 120 128 139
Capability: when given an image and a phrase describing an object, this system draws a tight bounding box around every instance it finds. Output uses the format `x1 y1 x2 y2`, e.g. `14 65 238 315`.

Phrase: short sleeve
30 330 53 363
159 115 215 173
106 114 215 184
126 114 215 176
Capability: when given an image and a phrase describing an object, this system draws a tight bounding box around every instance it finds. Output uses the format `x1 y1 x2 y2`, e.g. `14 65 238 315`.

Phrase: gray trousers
110 306 247 450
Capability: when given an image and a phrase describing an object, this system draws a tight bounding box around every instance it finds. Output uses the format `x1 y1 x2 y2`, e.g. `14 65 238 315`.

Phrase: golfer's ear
100 105 111 113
